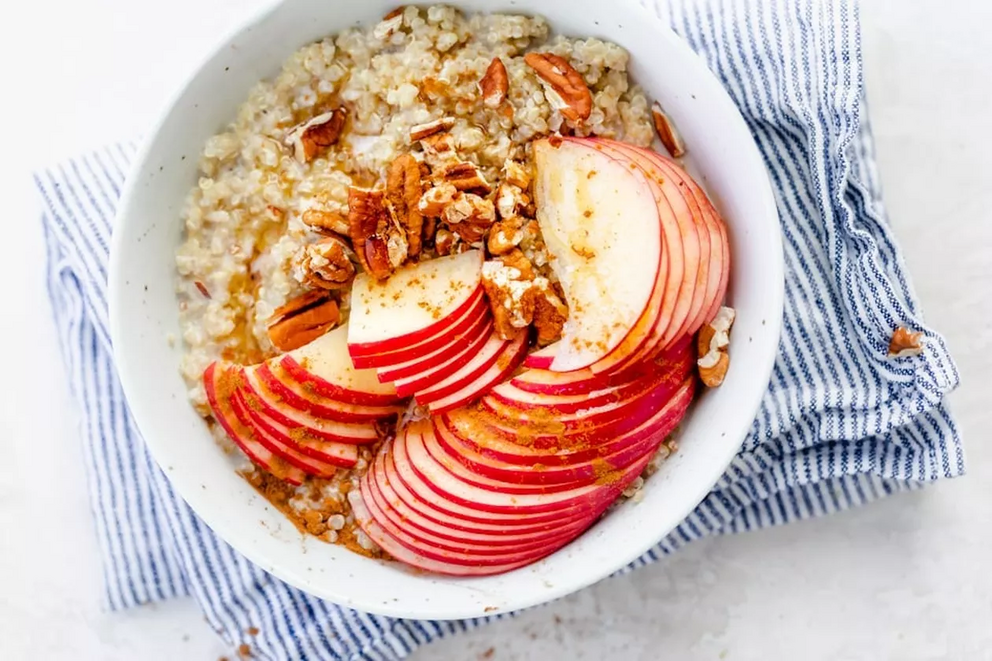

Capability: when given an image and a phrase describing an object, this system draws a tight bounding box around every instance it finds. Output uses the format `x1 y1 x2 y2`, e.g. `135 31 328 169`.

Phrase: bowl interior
109 0 782 619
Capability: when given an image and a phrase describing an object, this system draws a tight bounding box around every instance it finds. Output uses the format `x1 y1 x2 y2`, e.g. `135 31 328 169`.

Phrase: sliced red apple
229 388 356 473
389 318 495 397
253 362 404 423
202 362 306 485
347 250 484 354
420 331 529 414
350 288 488 369
413 331 507 406
280 324 401 407
374 307 492 382
523 343 557 369
532 138 663 372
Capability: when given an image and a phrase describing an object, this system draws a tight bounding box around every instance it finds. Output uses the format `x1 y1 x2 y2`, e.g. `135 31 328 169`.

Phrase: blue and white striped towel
38 0 963 658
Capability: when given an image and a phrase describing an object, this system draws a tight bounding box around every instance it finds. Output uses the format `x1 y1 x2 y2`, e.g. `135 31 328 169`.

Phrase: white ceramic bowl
110 0 783 619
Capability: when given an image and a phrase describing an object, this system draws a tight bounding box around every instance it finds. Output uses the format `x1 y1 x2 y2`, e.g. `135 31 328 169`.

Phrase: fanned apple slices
203 136 732 578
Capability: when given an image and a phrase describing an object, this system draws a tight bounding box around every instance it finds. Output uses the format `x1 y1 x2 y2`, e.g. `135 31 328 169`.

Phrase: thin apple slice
532 138 663 372
350 489 549 576
350 288 487 369
281 324 401 406
254 362 404 423
375 307 492 382
229 389 356 473
347 250 484 352
376 449 593 531
390 318 495 397
362 469 585 554
413 331 507 405
422 331 529 414
523 343 557 369
237 368 381 445
202 362 306 485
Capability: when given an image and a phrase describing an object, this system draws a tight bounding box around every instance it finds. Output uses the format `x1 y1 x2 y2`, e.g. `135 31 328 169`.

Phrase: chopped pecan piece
697 306 736 387
301 208 350 235
437 161 492 193
291 109 347 162
373 11 404 39
524 52 592 123
386 154 425 256
419 131 458 169
348 187 407 280
651 102 686 158
441 193 496 243
480 251 567 343
502 160 531 189
495 182 530 220
295 236 356 290
434 227 458 256
410 117 455 142
418 182 459 217
487 220 525 256
479 57 509 108
888 326 924 357
268 291 340 352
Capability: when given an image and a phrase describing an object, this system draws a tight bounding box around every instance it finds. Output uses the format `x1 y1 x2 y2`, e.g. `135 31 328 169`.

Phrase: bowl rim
109 0 784 619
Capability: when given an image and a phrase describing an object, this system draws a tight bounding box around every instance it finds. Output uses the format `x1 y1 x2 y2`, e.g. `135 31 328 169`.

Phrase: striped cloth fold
37 0 963 659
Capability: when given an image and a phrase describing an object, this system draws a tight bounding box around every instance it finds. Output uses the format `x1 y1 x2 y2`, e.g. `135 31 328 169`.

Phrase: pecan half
410 117 455 142
888 327 924 357
386 154 425 257
295 236 356 290
442 192 496 243
348 187 407 280
697 306 735 387
268 291 340 352
437 161 492 193
480 251 566 343
651 102 686 158
291 109 347 162
302 208 350 236
524 52 592 123
479 57 509 108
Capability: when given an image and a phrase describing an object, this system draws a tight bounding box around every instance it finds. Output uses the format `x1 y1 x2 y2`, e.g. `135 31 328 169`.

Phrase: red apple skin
228 388 356 474
413 332 507 405
374 307 492 382
362 463 587 553
390 318 495 397
348 283 484 358
422 332 529 414
237 368 382 444
365 453 593 545
202 362 306 485
251 363 403 423
350 289 488 368
376 449 596 532
279 355 402 407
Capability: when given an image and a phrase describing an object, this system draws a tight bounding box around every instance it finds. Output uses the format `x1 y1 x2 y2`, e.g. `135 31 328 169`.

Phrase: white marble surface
0 1 988 659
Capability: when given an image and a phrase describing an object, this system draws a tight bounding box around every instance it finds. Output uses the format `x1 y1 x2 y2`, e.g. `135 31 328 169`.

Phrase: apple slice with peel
280 324 401 406
374 307 492 382
389 318 495 397
421 331 528 414
532 138 663 372
523 343 557 369
203 362 306 484
347 250 484 354
253 362 404 423
229 389 357 472
413 331 507 405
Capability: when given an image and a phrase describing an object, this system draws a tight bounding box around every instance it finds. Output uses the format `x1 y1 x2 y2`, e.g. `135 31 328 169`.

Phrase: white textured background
1 1 989 659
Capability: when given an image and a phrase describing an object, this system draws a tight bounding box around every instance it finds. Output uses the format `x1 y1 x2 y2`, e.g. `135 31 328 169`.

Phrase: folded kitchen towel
37 0 963 658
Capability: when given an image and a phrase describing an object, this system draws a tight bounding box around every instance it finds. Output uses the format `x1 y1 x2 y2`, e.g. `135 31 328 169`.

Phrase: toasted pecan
268 291 340 352
479 57 509 109
524 52 592 122
291 109 347 162
386 154 425 256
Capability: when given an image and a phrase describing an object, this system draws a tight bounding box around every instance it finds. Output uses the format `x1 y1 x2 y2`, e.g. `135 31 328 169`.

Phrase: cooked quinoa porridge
177 5 731 573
